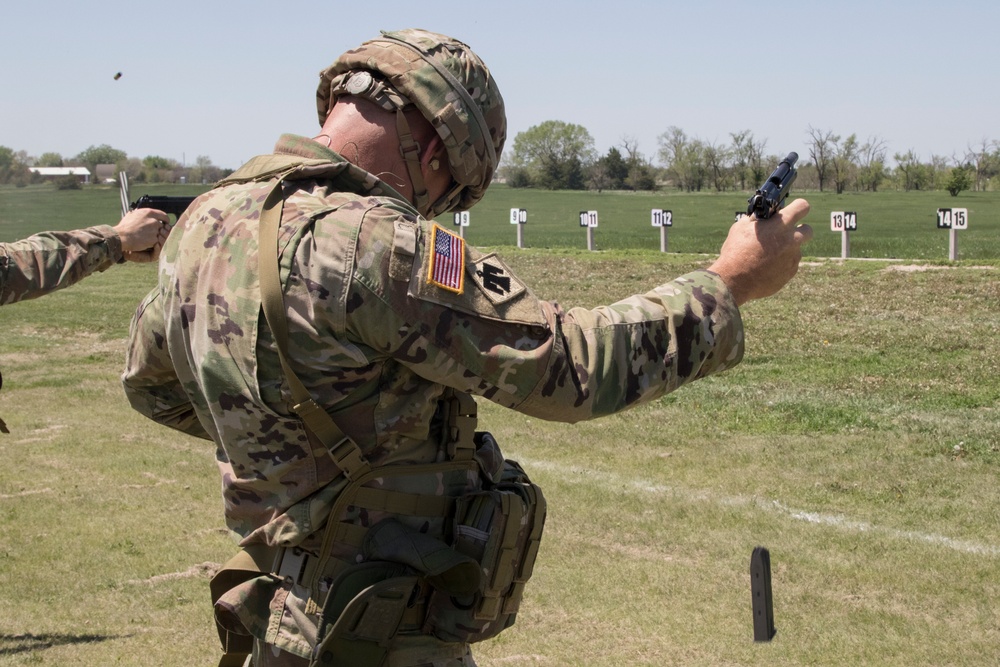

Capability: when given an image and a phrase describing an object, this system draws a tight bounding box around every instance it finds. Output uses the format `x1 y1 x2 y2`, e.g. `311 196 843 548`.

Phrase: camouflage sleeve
0 225 123 305
121 288 210 439
348 215 744 423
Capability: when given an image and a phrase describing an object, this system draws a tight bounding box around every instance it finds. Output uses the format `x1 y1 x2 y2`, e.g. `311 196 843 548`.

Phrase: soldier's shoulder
354 216 546 328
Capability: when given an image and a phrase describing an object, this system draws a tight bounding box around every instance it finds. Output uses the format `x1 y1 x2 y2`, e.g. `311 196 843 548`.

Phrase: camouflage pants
250 636 477 667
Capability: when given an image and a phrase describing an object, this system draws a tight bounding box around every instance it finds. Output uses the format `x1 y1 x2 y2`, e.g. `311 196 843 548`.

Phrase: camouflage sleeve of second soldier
0 225 123 305
121 287 211 439
347 213 744 423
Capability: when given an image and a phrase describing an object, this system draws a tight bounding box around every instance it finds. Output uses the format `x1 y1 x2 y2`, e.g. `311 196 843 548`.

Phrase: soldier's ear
421 134 444 172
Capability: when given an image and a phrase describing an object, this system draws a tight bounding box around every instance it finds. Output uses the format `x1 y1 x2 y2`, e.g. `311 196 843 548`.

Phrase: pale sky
2 0 997 169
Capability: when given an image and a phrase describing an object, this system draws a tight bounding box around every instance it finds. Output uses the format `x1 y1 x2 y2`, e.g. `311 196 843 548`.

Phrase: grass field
0 185 998 665
2 182 999 260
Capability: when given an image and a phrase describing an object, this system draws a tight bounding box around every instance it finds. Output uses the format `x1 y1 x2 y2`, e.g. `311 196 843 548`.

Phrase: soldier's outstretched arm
347 214 748 424
0 226 122 305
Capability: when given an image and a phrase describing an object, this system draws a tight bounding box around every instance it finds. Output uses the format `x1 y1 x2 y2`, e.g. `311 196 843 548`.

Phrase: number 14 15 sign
937 208 968 230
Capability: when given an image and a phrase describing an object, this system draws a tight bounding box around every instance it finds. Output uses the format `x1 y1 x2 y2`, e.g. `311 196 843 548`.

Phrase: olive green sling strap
211 175 373 667
256 180 371 480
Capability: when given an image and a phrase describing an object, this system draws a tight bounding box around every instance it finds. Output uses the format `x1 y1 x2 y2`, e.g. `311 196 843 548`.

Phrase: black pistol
130 194 197 220
747 152 798 220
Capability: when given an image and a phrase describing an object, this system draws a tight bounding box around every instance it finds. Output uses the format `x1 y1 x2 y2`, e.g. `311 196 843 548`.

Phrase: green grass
466 185 1000 260
0 188 998 665
2 183 999 260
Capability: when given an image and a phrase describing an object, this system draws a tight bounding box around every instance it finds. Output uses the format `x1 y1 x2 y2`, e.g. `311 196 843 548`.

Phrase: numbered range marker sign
453 211 470 227
937 208 968 230
651 209 673 227
510 208 527 225
830 211 858 232
579 210 598 228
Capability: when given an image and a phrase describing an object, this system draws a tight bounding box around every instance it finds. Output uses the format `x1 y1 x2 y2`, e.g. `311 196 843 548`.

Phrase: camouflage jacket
0 226 123 305
122 134 744 655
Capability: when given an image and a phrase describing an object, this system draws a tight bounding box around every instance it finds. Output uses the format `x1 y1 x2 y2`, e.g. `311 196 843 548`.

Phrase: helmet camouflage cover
317 28 506 216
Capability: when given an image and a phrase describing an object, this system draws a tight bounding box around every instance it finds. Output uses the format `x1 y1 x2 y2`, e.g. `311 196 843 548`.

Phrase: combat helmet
317 28 506 218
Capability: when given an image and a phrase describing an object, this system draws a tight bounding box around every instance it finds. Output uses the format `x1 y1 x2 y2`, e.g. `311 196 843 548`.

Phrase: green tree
188 155 223 184
36 152 64 167
964 139 999 191
75 144 128 178
657 127 707 192
503 166 532 189
747 137 769 186
703 140 731 192
142 155 181 183
597 147 628 189
507 120 596 190
0 145 15 178
858 136 888 192
945 166 972 196
893 150 929 191
830 134 858 194
806 126 838 192
729 130 755 190
620 137 657 191
0 145 30 184
55 175 82 190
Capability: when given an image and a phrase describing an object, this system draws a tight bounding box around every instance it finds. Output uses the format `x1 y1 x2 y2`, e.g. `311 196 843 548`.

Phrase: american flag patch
428 224 465 293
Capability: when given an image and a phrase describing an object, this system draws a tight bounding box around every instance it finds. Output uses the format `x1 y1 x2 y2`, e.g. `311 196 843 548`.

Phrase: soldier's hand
115 208 171 263
708 199 812 306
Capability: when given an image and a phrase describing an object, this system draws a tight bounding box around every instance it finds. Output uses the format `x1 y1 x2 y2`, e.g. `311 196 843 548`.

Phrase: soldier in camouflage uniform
122 29 811 667
0 207 170 305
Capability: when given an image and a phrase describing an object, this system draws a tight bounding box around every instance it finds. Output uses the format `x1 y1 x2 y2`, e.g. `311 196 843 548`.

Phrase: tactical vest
207 155 546 667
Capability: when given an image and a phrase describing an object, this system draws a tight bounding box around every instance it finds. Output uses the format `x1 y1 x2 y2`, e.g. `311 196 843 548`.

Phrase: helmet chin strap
394 109 430 215
326 70 471 217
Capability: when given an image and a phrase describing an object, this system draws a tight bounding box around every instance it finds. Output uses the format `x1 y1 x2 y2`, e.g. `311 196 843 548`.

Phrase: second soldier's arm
0 209 170 305
122 288 211 439
0 226 124 305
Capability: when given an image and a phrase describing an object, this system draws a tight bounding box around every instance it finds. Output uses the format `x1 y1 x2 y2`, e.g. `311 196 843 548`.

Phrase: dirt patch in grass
884 264 996 272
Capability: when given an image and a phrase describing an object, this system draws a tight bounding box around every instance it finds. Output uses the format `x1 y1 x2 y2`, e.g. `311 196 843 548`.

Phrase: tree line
0 144 232 188
4 128 998 198
500 121 1000 196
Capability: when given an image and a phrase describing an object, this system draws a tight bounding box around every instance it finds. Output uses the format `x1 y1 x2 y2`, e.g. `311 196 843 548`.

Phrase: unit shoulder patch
469 253 526 305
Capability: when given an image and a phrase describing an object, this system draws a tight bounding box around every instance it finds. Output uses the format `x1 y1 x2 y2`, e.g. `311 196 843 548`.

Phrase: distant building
94 164 118 184
29 167 91 184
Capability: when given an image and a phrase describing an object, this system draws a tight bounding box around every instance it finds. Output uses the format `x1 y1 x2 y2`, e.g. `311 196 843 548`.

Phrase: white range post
579 210 598 251
651 209 672 253
510 208 527 247
937 207 968 261
830 211 858 259
453 211 470 239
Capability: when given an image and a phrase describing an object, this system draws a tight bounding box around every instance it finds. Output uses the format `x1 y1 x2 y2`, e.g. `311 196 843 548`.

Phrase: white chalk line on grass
518 458 1000 558
0 487 53 500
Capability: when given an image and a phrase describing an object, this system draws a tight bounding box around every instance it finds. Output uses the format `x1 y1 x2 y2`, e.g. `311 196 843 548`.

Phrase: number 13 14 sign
830 211 857 232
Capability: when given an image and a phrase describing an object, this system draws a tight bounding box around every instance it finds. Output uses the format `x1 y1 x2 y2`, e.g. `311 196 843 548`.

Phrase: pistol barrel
747 152 798 219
